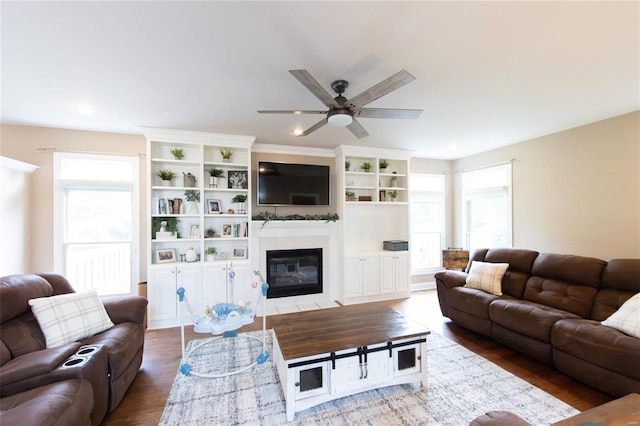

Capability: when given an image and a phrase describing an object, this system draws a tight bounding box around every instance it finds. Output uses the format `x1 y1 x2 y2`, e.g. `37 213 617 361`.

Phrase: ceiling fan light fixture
327 109 353 127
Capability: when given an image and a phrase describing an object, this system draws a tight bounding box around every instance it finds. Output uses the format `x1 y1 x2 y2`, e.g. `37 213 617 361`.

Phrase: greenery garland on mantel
252 211 339 228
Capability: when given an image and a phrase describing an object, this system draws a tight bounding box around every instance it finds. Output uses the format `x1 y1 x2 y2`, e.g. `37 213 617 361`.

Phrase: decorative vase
161 180 171 187
188 202 199 214
183 172 196 187
205 254 215 262
390 176 398 187
210 176 217 188
186 247 197 262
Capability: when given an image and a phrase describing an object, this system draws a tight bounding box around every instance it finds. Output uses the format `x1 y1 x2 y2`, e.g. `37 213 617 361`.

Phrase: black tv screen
258 161 330 206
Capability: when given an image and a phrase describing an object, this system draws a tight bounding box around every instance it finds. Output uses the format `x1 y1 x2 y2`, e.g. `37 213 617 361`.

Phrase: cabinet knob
294 381 300 387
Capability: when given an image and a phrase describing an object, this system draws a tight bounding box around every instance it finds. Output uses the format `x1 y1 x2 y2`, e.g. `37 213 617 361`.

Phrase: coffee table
272 303 430 421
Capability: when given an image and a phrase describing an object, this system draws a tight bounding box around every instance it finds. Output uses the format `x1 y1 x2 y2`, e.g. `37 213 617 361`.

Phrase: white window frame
53 152 140 295
410 172 446 275
461 163 513 252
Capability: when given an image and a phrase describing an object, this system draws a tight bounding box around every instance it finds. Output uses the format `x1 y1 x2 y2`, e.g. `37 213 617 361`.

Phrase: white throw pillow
28 290 114 348
464 261 509 296
601 292 640 338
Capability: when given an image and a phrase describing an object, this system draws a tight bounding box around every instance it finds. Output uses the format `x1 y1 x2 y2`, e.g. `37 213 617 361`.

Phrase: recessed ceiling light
72 104 96 115
292 129 303 136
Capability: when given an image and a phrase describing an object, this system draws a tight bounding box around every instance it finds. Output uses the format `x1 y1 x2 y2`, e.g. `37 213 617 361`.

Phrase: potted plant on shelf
204 247 217 262
388 190 398 202
220 149 233 163
184 190 200 214
205 227 217 238
155 169 176 186
345 160 351 172
231 194 247 214
346 190 356 201
360 162 372 173
170 148 184 160
379 159 389 172
206 167 226 188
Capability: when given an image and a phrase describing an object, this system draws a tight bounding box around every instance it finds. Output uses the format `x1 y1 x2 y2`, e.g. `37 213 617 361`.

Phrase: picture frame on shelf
158 198 168 215
222 223 233 237
232 247 246 259
188 223 200 238
156 248 176 264
207 199 222 214
228 170 248 189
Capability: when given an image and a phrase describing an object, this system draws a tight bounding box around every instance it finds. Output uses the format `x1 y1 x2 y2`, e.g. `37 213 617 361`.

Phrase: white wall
451 111 640 260
1 157 39 275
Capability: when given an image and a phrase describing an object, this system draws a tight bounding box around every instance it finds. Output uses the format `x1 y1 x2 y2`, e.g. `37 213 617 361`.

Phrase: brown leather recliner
0 273 148 425
435 249 640 397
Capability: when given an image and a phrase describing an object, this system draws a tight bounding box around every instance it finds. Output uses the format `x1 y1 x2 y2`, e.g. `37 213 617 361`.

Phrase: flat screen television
257 161 330 206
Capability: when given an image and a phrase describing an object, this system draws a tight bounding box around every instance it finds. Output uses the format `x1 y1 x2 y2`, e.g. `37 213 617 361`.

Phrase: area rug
159 330 579 425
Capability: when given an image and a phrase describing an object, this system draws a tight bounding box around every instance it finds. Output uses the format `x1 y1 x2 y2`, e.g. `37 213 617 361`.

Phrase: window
461 163 512 252
410 173 445 273
54 153 139 296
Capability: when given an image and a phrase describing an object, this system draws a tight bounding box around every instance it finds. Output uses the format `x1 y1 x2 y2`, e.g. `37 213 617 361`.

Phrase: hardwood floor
101 290 613 425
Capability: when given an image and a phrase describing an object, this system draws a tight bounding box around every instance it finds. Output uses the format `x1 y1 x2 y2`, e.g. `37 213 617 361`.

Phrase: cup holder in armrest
62 356 87 368
76 345 98 356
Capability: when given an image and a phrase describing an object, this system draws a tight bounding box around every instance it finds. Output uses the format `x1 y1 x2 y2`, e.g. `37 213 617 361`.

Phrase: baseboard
411 281 436 292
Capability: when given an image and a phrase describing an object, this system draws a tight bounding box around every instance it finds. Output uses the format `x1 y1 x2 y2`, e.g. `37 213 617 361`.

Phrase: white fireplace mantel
250 220 340 314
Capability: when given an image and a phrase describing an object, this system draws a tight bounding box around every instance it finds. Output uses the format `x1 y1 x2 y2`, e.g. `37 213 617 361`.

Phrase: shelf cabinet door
344 256 364 298
148 265 178 321
202 263 229 306
380 252 409 294
361 255 379 296
177 263 202 311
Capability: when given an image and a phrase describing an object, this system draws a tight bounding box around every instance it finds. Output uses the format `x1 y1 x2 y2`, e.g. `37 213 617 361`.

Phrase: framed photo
232 247 246 259
158 198 168 215
207 199 222 214
156 248 176 264
188 223 200 238
228 170 248 189
222 223 233 237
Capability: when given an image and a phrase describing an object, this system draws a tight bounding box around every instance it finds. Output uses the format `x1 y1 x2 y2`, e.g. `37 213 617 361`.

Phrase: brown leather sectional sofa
0 273 148 425
435 248 640 397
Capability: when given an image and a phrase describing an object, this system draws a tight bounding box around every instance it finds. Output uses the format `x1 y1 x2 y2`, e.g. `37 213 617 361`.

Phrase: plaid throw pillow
464 261 509 296
28 290 114 348
602 292 640 338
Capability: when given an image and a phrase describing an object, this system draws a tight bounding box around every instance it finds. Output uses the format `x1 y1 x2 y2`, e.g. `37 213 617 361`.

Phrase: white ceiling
2 1 638 159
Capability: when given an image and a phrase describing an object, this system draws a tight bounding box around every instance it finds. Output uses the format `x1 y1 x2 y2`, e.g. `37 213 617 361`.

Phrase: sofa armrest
102 296 148 325
434 270 468 289
0 342 81 392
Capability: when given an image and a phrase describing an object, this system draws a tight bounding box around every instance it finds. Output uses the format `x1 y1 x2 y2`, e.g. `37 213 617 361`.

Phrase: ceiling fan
257 69 423 139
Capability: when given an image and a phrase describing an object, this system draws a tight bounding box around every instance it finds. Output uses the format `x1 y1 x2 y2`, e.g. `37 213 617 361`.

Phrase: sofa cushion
601 293 640 338
489 299 580 342
0 275 53 322
465 261 509 295
28 291 114 348
552 319 640 381
0 379 93 426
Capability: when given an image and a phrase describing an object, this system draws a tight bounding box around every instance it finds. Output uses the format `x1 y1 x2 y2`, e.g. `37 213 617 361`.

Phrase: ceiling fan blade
346 118 369 139
289 70 337 108
257 110 327 115
357 108 423 119
347 70 416 109
297 118 328 137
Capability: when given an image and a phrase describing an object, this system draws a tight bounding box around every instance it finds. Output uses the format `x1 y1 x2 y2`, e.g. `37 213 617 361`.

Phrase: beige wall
451 111 640 260
0 125 147 276
2 110 638 285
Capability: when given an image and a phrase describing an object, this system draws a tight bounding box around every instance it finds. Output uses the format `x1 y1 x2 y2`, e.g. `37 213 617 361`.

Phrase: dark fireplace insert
266 248 322 298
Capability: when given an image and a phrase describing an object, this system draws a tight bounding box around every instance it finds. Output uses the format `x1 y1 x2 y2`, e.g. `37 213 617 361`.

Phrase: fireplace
266 248 323 299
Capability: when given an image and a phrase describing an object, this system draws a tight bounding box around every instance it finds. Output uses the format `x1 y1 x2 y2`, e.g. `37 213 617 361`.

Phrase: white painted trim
411 281 436 291
252 143 335 157
141 127 255 147
1 156 39 173
335 144 414 160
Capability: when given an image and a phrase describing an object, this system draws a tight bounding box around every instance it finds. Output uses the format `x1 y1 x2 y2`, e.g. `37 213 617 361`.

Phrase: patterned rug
159 330 579 425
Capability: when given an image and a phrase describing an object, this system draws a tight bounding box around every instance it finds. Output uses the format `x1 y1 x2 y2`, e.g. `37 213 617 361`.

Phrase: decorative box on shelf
383 240 408 251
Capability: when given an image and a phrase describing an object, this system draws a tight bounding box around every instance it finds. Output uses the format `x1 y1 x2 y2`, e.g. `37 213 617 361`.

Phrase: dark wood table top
272 303 430 361
552 393 640 426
